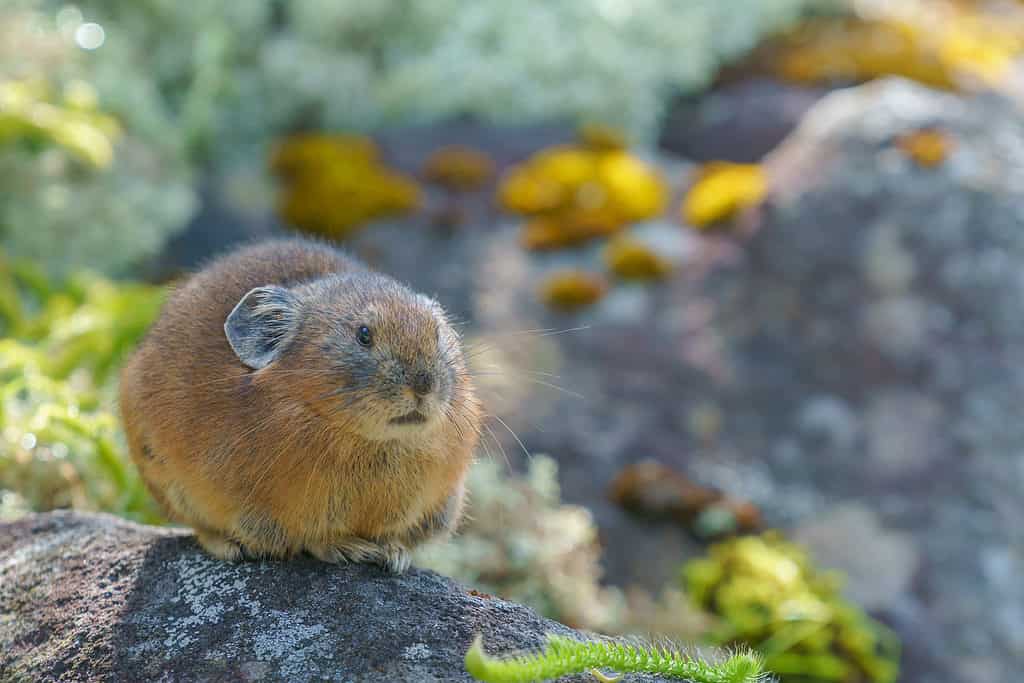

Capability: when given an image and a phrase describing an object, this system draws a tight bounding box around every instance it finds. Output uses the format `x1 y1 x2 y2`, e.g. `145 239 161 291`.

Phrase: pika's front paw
196 531 245 562
381 544 411 574
308 538 411 574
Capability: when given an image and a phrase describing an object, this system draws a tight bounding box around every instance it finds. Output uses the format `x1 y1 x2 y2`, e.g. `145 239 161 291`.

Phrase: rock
704 78 1024 682
658 78 835 162
0 511 674 683
794 503 919 610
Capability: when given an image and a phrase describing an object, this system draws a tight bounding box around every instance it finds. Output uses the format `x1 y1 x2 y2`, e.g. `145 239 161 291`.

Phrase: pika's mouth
390 410 427 425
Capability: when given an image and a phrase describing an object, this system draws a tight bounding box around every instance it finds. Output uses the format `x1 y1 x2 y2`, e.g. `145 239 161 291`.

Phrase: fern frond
465 633 769 683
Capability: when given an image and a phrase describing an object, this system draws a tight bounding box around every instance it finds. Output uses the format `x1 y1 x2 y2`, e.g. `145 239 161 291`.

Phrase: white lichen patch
402 643 432 661
251 609 333 679
160 552 255 654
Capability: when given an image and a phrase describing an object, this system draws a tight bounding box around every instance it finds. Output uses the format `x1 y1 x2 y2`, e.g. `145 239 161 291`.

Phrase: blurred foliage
538 271 608 312
604 237 674 282
0 255 164 523
422 145 495 192
416 456 626 633
764 0 1024 91
0 78 120 169
683 162 767 229
683 533 900 683
896 128 954 168
0 2 195 277
207 1 834 152
270 133 420 239
1 0 834 274
13 0 831 166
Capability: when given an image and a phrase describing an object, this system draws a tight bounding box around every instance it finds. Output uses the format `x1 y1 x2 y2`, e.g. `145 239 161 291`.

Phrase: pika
120 238 480 573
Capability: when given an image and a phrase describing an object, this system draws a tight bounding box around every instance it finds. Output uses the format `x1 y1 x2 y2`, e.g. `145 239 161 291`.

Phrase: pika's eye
356 325 373 347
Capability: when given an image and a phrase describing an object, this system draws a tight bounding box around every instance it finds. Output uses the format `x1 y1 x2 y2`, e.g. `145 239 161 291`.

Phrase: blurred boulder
702 77 1024 682
658 79 834 162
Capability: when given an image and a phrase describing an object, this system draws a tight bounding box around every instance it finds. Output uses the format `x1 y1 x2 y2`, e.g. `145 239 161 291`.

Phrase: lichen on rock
1 511 681 682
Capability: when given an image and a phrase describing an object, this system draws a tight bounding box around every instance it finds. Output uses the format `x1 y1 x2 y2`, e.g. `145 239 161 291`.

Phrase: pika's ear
224 286 300 369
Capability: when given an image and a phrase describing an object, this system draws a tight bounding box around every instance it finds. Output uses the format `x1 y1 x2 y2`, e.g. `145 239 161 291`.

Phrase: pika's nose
410 370 434 397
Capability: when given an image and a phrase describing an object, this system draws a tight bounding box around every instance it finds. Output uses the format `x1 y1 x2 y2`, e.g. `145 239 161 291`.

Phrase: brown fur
120 238 480 572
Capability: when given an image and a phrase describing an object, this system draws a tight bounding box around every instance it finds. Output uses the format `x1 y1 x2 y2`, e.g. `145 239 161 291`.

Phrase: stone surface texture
0 511 679 683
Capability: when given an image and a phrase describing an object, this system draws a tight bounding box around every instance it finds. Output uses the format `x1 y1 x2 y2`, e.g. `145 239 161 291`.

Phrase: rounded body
120 239 480 571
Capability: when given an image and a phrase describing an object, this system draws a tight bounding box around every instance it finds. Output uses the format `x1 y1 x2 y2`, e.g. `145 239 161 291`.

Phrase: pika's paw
197 531 245 562
308 538 411 574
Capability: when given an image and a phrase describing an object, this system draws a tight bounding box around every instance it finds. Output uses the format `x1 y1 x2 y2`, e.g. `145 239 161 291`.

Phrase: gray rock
0 511 676 683
706 78 1024 682
794 503 919 610
658 78 836 162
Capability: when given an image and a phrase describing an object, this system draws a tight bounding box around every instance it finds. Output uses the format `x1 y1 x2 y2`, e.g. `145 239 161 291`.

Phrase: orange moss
578 122 627 151
539 271 607 311
897 129 954 167
765 2 1024 91
422 145 495 191
520 212 624 251
604 238 673 281
681 162 766 229
270 133 420 240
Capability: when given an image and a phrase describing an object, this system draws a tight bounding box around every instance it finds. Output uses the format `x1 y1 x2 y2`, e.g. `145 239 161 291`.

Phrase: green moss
465 633 766 683
0 256 164 523
682 533 900 683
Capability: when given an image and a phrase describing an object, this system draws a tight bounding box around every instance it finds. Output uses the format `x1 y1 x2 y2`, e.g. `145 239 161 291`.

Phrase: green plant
415 455 626 632
1 2 195 277
683 533 899 683
465 633 767 683
0 256 164 523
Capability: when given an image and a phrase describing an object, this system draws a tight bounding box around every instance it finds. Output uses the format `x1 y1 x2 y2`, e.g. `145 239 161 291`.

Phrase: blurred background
2 1 1023 681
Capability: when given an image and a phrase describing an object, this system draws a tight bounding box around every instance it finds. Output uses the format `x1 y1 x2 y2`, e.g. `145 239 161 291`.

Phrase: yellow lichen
269 133 377 180
422 145 495 191
270 133 420 239
765 2 1024 91
896 128 954 168
597 152 667 222
604 238 673 281
682 162 766 229
500 141 666 250
539 271 607 311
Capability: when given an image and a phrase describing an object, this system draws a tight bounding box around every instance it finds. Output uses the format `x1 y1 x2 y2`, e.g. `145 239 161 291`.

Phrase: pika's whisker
488 414 530 460
482 421 511 470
